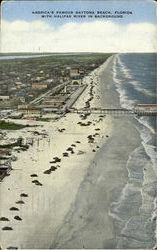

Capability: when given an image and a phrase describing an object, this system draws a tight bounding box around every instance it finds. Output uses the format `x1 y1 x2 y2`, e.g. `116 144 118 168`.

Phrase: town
0 53 111 181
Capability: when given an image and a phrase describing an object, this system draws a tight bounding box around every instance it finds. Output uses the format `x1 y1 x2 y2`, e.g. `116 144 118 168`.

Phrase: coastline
51 56 141 249
52 116 141 249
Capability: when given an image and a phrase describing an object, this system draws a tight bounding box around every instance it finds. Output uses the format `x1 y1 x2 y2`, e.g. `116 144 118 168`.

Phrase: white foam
112 54 155 114
112 55 136 109
138 116 155 135
130 80 156 97
117 55 132 80
117 56 155 98
142 142 157 175
110 54 157 244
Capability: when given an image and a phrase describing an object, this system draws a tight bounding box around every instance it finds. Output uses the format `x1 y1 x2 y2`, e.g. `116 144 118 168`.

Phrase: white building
0 96 10 101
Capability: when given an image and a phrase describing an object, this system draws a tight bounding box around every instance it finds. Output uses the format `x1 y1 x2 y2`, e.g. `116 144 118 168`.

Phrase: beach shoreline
51 56 142 249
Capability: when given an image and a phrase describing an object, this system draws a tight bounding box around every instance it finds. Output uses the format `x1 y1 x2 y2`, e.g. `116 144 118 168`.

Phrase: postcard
0 0 156 249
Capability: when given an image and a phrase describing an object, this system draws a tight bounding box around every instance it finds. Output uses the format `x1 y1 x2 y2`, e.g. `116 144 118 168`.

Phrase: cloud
1 19 157 52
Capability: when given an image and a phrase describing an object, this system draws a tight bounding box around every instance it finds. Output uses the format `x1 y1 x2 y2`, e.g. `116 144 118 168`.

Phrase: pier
67 107 157 116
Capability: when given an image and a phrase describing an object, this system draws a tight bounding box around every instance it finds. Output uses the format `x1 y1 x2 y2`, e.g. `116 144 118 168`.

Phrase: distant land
0 52 109 57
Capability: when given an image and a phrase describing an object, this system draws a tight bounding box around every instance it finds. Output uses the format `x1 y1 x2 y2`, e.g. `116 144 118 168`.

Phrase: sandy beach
51 57 141 249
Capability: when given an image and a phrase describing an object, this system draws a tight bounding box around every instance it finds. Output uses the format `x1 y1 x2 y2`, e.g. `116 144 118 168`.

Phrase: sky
1 0 157 53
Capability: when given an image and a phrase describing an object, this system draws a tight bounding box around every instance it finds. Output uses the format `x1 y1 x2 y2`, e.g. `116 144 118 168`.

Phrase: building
135 104 157 111
18 104 29 110
134 104 157 115
43 96 67 106
72 79 82 85
18 107 42 115
19 97 26 103
43 100 65 106
23 116 37 120
70 68 80 77
15 81 22 86
32 84 48 90
0 150 11 156
0 96 10 101
79 70 85 75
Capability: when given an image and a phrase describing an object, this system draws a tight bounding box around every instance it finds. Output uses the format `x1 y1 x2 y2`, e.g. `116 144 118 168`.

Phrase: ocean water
110 53 157 248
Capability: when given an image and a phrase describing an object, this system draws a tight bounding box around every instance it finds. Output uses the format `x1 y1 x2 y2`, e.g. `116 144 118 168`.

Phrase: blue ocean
110 53 157 248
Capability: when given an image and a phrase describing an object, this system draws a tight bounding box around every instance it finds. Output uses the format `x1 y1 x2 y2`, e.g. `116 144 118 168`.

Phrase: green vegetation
0 120 27 130
0 53 113 70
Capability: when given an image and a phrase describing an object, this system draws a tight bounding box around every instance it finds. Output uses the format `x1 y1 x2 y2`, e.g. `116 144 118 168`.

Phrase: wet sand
52 116 141 249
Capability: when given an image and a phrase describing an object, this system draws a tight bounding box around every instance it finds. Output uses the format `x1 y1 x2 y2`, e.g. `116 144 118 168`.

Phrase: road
30 81 70 105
